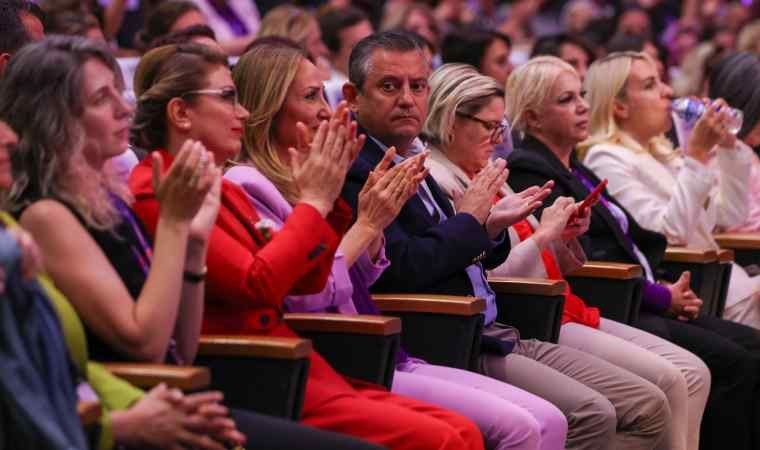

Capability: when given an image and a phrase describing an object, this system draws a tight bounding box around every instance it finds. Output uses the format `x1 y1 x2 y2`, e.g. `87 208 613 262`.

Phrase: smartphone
570 179 607 220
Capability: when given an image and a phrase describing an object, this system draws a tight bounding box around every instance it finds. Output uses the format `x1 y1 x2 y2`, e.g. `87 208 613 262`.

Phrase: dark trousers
634 312 760 450
230 409 387 450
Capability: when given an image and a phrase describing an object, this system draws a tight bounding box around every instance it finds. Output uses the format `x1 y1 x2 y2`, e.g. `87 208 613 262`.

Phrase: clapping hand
455 159 510 225
291 102 366 216
152 140 217 225
357 148 429 233
485 180 553 239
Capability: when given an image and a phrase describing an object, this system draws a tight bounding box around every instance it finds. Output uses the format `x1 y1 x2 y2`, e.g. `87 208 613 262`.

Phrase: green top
0 212 143 450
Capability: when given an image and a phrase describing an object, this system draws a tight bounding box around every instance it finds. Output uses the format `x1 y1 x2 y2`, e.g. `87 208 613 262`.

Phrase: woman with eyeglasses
423 62 708 450
503 54 760 450
226 37 571 450
126 41 486 450
0 35 370 450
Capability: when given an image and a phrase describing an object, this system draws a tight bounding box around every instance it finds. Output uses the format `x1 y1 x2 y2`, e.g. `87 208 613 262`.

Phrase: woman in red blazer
128 42 484 450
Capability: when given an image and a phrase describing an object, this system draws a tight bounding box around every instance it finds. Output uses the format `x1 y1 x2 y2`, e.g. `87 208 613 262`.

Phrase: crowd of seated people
1 0 760 449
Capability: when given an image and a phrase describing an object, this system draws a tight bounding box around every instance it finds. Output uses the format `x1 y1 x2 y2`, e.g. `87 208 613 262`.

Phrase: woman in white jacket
424 62 711 450
580 51 760 328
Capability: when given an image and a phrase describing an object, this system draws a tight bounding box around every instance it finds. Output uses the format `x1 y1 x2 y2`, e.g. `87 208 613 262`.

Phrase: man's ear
613 97 629 121
167 97 192 132
342 82 359 112
0 53 11 77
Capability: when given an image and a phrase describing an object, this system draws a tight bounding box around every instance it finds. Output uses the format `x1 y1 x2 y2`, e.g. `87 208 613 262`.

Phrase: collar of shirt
369 136 425 164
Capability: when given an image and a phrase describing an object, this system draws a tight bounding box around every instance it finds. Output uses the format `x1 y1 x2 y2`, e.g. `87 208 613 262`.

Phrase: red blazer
129 150 353 336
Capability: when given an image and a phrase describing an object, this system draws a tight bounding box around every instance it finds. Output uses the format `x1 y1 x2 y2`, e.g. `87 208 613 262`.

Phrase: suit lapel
357 127 387 169
360 132 451 224
571 161 641 262
426 175 455 218
521 136 641 263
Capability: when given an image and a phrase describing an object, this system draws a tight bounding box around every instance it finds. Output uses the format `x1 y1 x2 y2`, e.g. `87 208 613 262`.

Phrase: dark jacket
341 133 510 296
0 229 87 450
507 134 667 271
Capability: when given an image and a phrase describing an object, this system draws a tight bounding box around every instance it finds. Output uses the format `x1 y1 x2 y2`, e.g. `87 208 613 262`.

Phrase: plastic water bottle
671 98 743 135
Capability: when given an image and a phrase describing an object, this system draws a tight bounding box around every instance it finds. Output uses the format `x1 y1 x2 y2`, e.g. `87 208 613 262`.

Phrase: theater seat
285 314 401 391
373 294 485 371
196 335 311 420
658 247 722 317
102 363 211 391
715 232 760 276
489 277 565 343
567 261 643 324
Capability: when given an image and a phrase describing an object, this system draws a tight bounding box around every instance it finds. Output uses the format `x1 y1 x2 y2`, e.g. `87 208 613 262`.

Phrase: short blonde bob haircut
505 55 576 135
233 37 307 204
423 63 504 149
578 51 675 161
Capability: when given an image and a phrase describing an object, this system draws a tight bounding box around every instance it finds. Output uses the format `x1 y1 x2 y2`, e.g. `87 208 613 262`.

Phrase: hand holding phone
570 179 607 221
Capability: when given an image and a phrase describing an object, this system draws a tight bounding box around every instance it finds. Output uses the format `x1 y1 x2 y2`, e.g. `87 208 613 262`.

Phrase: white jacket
585 139 758 307
584 140 752 249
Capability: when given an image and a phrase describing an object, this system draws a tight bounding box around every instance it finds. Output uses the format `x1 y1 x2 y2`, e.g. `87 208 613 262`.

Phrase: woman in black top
506 54 760 450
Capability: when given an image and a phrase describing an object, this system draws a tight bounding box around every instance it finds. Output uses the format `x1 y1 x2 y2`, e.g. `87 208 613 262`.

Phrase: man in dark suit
338 33 683 450
340 31 540 319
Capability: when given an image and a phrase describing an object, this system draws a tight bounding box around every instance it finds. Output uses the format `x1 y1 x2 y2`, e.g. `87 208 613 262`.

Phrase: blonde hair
380 2 439 48
578 51 676 161
233 38 306 204
257 5 316 48
737 19 760 53
505 55 576 135
424 63 504 149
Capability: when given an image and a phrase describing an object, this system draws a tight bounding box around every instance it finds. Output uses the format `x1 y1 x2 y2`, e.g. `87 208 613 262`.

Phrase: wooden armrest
103 363 210 390
199 335 311 360
372 294 485 316
663 247 718 263
717 248 735 263
284 313 401 336
715 232 760 250
568 261 643 279
77 400 102 426
488 277 567 296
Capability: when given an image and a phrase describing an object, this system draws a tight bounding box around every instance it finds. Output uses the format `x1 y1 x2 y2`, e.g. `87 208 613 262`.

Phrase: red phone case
570 179 607 220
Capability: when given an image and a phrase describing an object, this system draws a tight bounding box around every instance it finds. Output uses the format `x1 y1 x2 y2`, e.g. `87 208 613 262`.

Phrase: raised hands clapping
290 102 366 217
152 140 220 240
356 147 429 233
485 180 553 239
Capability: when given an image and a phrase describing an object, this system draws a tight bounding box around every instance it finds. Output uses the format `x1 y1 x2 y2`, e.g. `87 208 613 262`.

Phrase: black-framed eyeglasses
456 112 509 142
182 87 239 106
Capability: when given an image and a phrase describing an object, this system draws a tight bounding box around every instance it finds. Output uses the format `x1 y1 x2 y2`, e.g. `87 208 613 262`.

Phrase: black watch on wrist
183 266 207 283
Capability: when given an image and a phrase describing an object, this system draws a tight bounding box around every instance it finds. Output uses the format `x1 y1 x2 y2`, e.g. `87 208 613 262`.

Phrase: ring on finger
199 151 210 168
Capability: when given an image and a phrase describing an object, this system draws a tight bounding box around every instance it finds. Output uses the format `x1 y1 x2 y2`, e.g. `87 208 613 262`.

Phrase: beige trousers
559 319 710 450
480 319 709 450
